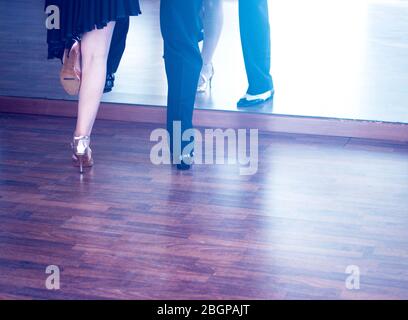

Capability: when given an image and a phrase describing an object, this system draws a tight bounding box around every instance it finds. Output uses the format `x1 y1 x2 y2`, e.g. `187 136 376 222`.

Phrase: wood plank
0 113 408 300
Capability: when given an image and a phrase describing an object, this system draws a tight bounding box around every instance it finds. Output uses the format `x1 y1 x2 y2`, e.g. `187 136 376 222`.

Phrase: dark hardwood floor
0 112 408 300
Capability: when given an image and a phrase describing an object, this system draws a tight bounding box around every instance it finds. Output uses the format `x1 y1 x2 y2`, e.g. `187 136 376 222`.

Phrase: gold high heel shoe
71 136 94 174
197 63 214 93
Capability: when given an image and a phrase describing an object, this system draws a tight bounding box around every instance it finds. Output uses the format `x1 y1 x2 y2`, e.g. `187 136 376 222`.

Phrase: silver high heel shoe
197 63 214 93
71 136 94 174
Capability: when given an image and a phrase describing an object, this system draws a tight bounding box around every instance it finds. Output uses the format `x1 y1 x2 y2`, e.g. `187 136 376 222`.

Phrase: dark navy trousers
107 18 130 75
160 0 203 155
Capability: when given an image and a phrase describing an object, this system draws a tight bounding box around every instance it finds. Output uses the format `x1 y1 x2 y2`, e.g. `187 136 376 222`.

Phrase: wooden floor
1 113 408 300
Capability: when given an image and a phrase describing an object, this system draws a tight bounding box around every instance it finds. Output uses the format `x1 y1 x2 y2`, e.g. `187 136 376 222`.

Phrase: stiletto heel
71 136 94 174
78 156 84 174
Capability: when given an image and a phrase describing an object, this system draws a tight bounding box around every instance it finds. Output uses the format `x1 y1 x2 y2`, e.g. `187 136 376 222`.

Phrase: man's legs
105 18 130 92
160 0 203 168
239 0 273 96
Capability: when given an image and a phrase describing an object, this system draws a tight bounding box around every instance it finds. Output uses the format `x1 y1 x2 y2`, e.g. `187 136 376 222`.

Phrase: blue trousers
239 0 273 95
160 0 203 154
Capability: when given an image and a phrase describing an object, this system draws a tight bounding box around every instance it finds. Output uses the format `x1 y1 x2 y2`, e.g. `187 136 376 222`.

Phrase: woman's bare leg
75 22 116 137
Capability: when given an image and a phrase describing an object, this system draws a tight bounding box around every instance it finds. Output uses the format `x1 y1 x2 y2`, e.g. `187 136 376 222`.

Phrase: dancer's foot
71 136 94 174
177 154 194 171
104 73 115 93
197 63 214 93
237 89 274 108
171 151 195 171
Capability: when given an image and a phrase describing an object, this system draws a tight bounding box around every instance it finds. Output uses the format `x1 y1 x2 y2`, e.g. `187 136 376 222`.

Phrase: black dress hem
46 0 141 60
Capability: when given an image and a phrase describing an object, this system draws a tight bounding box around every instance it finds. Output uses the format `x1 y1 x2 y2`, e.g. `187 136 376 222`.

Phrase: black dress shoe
104 73 115 93
177 159 192 171
174 152 194 171
237 89 274 108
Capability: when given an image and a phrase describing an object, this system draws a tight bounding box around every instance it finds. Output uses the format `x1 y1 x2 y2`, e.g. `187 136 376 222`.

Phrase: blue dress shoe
237 89 274 108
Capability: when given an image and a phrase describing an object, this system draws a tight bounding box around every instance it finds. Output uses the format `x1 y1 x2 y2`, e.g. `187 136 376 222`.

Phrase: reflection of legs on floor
105 18 130 93
199 0 224 92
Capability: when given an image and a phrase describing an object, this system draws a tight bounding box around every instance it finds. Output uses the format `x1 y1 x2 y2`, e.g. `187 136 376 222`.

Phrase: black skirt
46 0 141 60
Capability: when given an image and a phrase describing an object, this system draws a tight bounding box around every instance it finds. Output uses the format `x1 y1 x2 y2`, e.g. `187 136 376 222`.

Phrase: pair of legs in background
200 0 274 106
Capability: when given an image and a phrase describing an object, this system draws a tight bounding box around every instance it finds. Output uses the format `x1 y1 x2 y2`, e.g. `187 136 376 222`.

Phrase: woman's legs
201 0 223 73
75 22 116 137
